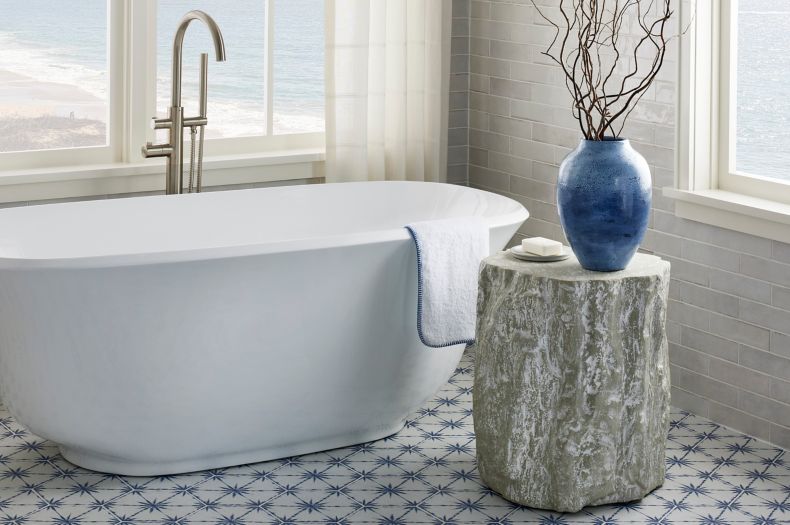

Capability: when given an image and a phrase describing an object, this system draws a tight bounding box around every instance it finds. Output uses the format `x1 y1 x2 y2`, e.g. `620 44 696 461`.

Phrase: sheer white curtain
325 0 452 183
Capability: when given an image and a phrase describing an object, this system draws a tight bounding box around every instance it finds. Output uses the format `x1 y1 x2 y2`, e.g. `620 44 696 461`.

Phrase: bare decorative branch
531 0 675 140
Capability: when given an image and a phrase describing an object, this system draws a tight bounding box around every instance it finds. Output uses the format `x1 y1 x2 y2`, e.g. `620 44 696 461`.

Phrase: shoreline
0 67 325 151
0 68 106 152
0 68 106 121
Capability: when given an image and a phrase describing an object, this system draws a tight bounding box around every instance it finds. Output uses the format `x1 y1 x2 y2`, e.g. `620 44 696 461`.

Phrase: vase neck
581 138 630 149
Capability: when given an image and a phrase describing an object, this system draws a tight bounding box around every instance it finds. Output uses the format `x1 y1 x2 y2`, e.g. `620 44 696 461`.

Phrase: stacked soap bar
522 237 563 256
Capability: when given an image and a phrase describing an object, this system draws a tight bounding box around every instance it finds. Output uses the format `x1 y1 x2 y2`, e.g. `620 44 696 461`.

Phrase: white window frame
667 0 790 243
0 0 325 203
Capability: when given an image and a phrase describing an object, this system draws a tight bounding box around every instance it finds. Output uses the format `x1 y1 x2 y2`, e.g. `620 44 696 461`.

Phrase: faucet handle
183 116 208 127
142 142 173 158
152 117 171 130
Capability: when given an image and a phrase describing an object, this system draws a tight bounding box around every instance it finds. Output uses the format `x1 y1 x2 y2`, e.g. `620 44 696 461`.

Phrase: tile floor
0 351 788 524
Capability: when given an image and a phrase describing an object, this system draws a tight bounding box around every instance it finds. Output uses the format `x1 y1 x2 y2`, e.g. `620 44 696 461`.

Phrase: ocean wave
0 31 107 101
0 30 323 137
156 94 324 137
273 112 325 135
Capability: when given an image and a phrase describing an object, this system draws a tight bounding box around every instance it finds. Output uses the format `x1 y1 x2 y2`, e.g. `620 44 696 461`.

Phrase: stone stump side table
473 252 671 513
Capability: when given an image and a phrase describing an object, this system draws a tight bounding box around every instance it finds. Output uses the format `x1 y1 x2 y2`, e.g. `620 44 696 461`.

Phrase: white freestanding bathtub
0 181 527 476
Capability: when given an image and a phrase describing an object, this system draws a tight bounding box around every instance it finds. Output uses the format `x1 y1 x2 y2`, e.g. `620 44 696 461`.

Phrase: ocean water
736 0 790 181
0 0 108 99
0 0 324 139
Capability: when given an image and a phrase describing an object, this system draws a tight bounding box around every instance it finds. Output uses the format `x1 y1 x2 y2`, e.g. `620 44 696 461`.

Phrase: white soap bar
522 237 563 256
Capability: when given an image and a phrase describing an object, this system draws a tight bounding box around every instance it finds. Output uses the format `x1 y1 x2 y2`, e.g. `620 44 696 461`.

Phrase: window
0 0 324 174
0 0 109 153
718 0 790 201
733 1 790 182
0 0 121 169
672 0 790 243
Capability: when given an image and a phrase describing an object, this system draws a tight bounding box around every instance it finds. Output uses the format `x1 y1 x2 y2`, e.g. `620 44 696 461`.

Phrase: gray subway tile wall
448 0 471 185
460 0 790 447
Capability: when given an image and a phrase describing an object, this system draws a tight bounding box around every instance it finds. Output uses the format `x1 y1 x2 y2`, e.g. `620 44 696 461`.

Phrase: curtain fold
325 0 452 183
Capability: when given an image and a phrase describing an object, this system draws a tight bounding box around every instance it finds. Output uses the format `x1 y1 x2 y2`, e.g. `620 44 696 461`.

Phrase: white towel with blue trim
405 217 489 348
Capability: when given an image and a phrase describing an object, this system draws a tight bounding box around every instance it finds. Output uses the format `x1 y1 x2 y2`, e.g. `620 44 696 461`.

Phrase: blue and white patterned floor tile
0 350 788 524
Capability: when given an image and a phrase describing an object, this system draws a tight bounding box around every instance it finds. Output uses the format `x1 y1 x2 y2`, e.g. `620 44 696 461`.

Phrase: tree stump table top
483 251 668 281
473 252 671 513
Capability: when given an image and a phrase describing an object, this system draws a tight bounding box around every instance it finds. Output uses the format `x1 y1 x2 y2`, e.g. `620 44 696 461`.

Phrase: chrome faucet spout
172 10 227 108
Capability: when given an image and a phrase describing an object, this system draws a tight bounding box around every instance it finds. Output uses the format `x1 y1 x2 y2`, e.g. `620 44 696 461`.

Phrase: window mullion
717 0 737 187
108 0 126 162
677 0 719 193
124 0 157 164
265 0 275 136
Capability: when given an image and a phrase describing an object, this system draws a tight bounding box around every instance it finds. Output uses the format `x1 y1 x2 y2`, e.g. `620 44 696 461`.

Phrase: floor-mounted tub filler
0 181 528 476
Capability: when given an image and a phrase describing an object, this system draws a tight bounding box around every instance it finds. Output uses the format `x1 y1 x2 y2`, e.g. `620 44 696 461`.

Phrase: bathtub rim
0 182 529 270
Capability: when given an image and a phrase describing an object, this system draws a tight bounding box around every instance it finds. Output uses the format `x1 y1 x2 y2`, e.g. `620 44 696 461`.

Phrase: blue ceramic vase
557 138 651 272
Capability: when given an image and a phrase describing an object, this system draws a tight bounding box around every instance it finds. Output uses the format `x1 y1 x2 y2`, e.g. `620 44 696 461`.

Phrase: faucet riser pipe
167 106 184 195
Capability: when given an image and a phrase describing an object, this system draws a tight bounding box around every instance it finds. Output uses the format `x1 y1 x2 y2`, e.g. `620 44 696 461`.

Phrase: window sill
0 148 326 204
663 187 790 244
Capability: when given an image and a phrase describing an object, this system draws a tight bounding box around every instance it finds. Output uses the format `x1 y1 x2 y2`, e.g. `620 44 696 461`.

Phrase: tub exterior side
0 238 465 475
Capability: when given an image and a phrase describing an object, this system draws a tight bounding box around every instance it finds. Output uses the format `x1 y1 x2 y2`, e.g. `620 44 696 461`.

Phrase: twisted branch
531 0 675 140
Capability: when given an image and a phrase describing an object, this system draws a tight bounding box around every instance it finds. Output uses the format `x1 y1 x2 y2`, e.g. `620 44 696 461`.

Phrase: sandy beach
0 68 106 153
